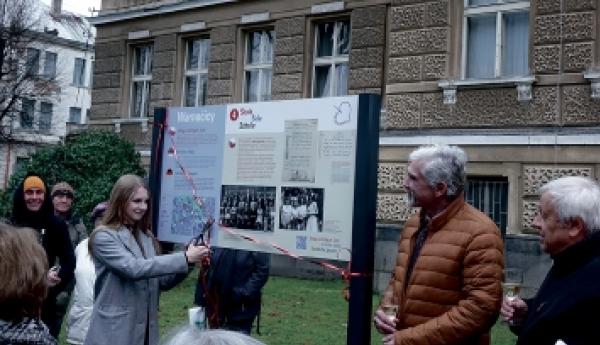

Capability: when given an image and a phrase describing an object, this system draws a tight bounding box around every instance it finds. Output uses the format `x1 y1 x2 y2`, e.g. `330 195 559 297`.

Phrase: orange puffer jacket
380 195 504 345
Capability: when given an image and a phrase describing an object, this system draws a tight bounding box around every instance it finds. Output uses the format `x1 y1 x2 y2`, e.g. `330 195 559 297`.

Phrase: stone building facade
89 0 600 293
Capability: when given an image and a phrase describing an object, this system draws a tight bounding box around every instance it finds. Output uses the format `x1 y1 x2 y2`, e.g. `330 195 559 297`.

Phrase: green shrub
0 130 146 227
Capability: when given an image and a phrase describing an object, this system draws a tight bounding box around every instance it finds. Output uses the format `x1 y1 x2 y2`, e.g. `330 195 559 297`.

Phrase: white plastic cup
188 307 206 330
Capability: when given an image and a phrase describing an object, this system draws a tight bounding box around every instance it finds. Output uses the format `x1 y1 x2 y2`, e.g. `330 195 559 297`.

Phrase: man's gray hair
540 176 600 233
409 144 467 198
161 327 266 345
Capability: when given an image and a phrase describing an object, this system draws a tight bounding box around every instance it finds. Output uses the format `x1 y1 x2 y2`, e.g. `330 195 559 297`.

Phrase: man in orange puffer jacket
374 144 504 345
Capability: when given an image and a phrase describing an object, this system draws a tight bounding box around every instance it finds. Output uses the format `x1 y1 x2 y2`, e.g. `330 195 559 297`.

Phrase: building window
312 19 350 98
463 0 529 79
20 99 35 128
43 51 57 79
39 102 53 132
14 157 30 173
183 37 210 107
73 58 86 87
69 107 82 123
466 176 508 234
130 44 153 117
243 29 274 102
25 48 40 76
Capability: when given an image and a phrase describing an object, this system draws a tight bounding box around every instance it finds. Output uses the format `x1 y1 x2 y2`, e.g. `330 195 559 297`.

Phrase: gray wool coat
83 226 189 345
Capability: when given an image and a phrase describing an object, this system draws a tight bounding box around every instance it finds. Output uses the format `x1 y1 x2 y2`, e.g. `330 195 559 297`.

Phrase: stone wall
388 1 448 84
207 26 236 105
272 17 305 100
521 165 595 233
150 34 177 113
348 5 387 95
385 0 600 130
534 1 599 126
533 1 596 75
91 41 125 119
377 162 416 224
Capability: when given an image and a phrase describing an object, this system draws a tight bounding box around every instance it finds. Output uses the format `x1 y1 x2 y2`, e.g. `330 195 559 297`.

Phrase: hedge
0 130 146 227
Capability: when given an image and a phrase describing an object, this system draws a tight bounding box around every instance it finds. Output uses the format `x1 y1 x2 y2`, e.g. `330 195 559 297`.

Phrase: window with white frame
130 44 153 117
39 102 52 132
183 37 210 107
69 107 82 123
43 51 57 79
312 19 350 98
463 0 529 79
243 29 274 103
25 48 40 76
73 58 86 87
20 99 34 128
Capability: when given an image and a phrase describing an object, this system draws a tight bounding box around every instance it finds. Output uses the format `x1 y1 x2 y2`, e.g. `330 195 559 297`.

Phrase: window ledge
438 76 535 104
112 117 150 133
583 71 600 99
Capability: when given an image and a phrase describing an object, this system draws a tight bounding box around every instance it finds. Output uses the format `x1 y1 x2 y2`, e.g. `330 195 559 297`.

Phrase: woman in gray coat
84 175 209 345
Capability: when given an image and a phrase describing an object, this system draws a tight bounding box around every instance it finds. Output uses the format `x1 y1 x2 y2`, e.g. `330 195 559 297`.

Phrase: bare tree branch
0 0 61 143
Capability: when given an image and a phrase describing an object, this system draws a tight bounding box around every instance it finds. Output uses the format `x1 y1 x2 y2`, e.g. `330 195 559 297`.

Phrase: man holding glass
501 176 600 344
373 145 504 345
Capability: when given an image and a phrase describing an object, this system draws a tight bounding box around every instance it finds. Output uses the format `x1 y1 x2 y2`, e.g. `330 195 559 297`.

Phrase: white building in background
1 0 95 187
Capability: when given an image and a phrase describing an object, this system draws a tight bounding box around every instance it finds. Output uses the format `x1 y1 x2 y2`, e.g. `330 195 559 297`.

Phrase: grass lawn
60 273 517 345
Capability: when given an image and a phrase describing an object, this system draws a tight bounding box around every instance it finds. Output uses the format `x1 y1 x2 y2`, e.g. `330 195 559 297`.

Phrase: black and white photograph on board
220 185 276 232
279 187 324 232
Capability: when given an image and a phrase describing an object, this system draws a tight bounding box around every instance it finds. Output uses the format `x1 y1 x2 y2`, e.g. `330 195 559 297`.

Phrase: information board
156 96 359 261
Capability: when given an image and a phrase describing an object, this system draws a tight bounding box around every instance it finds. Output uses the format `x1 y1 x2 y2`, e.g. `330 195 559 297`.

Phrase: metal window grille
465 176 508 235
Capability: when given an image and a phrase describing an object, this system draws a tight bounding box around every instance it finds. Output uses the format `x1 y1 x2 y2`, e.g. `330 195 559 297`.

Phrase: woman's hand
185 244 210 264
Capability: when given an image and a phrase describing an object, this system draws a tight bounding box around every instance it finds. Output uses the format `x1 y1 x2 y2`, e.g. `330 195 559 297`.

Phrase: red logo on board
229 109 239 121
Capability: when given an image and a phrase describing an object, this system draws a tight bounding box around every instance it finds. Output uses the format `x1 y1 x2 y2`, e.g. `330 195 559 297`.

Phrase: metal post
149 107 167 236
347 94 381 345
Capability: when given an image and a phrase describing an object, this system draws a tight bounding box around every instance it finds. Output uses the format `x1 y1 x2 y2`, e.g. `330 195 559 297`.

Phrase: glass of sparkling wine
503 268 523 302
503 282 521 301
381 304 399 323
503 268 523 325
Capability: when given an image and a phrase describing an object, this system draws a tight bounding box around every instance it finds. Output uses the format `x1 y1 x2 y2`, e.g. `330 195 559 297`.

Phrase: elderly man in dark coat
502 176 600 345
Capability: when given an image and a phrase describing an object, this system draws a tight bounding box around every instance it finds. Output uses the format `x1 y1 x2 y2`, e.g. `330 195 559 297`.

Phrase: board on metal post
149 107 167 236
347 93 381 345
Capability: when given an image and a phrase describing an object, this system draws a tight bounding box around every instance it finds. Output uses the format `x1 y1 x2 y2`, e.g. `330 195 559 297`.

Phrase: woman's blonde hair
0 223 48 321
102 174 151 231
90 174 159 254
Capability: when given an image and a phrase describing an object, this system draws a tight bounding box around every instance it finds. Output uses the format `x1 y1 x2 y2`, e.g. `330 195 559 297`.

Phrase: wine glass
502 268 523 325
503 268 523 302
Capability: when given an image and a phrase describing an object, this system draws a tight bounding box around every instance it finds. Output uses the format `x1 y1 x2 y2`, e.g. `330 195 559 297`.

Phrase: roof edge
88 0 237 25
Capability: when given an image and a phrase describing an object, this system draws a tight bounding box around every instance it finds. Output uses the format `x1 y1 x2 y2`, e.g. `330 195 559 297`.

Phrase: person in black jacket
501 176 600 345
195 248 269 335
10 174 75 338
